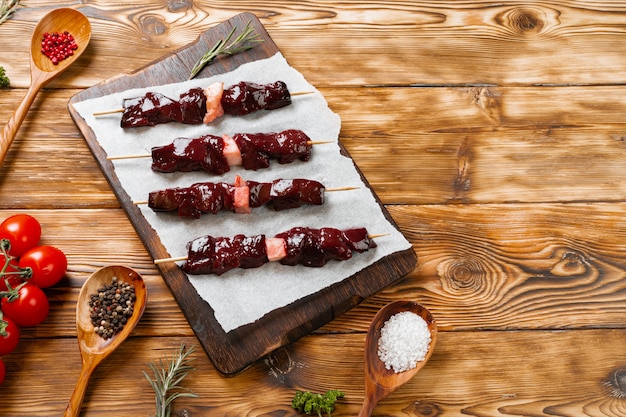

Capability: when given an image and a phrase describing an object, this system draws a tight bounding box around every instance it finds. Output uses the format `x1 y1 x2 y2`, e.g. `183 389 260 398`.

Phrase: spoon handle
357 396 377 417
63 359 97 417
0 81 44 166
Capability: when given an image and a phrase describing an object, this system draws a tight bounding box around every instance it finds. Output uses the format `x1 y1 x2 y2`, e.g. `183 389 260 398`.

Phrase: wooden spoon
63 265 147 417
358 301 437 417
0 8 91 166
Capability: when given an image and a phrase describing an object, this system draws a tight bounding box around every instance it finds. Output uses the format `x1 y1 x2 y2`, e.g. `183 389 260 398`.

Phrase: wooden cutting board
68 12 417 375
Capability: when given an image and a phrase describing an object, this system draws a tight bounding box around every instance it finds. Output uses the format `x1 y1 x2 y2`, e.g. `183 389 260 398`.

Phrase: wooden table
2 1 626 416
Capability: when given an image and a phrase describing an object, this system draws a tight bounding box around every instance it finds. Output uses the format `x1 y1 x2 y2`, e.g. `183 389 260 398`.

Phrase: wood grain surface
2 0 626 416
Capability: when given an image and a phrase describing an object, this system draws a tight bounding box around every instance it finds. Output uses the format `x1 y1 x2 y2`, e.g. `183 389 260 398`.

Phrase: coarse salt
377 311 431 373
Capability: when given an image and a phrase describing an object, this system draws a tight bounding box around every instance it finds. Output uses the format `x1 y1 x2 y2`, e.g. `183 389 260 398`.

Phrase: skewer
291 91 314 96
107 153 151 160
325 186 359 192
93 108 124 116
367 233 389 239
106 140 332 161
155 256 189 265
132 186 359 205
153 233 386 265
93 91 314 117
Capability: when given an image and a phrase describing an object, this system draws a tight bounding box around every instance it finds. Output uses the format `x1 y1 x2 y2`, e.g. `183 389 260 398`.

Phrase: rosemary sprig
0 0 19 25
188 20 264 80
144 343 199 417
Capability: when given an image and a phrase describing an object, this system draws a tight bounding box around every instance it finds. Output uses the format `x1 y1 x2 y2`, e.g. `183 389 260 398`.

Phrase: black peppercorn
88 276 136 340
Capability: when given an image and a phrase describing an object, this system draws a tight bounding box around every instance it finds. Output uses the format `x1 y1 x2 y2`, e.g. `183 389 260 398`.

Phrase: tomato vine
0 214 68 385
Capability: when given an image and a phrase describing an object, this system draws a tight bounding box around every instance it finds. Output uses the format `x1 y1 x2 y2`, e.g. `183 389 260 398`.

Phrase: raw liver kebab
181 227 377 275
120 81 292 128
147 175 325 218
151 129 313 174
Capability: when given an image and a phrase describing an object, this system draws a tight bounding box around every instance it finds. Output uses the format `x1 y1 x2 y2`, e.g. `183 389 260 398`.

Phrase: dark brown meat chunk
148 182 236 218
220 81 291 115
151 134 230 174
276 227 376 267
182 234 268 275
121 88 207 127
247 179 324 211
233 129 312 170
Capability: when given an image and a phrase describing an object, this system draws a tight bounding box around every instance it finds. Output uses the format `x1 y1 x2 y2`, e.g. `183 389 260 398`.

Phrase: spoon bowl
0 7 91 166
64 265 147 417
358 301 437 417
30 8 92 74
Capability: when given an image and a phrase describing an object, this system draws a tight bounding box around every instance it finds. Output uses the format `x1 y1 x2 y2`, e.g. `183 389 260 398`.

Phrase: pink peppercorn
41 31 78 65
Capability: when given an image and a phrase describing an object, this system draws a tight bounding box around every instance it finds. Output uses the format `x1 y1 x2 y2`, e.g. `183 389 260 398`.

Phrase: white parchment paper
73 53 412 332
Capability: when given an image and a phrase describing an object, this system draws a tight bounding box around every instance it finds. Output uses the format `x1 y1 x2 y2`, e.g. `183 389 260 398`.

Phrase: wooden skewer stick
155 256 188 265
107 153 151 160
93 92 314 117
93 108 124 116
326 186 359 192
367 233 390 239
133 186 359 205
106 140 333 161
154 233 387 265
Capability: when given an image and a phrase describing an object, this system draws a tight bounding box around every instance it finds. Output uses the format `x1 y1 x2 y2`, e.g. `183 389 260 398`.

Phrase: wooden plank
333 85 626 203
4 2 626 88
0 89 118 208
7 202 626 340
5 85 626 207
1 329 624 416
66 13 416 374
390 202 626 330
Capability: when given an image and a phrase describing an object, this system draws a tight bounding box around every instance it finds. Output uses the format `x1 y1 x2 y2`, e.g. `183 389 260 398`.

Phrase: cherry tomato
0 214 41 257
1 283 49 327
0 316 20 356
18 245 67 288
0 261 24 292
0 357 5 385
